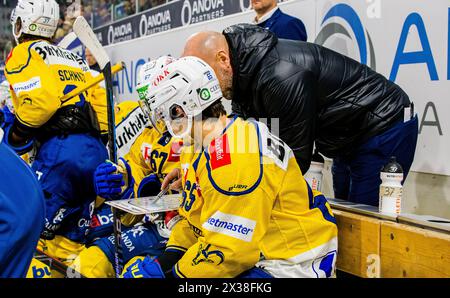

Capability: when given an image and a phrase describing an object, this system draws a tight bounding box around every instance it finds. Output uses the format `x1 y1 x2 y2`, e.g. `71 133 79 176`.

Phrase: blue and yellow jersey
125 127 183 194
167 117 338 278
113 100 183 192
4 39 93 128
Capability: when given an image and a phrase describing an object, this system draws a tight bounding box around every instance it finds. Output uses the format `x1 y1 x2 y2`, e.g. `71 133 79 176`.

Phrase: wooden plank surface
333 210 381 277
380 221 450 277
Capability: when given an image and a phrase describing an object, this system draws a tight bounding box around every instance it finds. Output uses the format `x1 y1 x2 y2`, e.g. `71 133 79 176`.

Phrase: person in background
179 24 418 207
252 0 307 41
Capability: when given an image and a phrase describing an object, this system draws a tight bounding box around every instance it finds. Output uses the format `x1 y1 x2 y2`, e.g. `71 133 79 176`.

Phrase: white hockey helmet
136 55 176 132
136 55 176 100
139 56 223 138
10 0 60 43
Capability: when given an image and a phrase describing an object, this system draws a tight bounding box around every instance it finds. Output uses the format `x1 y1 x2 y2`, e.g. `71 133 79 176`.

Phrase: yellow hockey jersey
119 115 183 227
113 100 182 192
4 39 93 128
125 127 183 194
167 117 338 278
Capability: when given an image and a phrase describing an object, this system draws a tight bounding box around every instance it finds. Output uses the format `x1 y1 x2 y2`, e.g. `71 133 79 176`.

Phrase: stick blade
72 16 110 69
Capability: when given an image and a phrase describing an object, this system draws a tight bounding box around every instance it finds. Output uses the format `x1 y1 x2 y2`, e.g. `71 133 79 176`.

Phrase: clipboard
106 194 181 215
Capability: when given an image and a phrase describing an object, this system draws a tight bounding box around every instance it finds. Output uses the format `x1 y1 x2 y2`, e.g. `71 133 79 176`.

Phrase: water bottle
305 149 325 191
379 156 404 214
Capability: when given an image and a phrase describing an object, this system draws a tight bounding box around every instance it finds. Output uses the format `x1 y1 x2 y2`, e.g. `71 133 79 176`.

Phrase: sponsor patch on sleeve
209 134 231 170
12 77 41 95
202 211 256 242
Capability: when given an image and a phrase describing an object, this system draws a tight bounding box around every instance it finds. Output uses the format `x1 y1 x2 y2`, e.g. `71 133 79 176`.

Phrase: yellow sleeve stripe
16 112 41 128
165 245 187 253
173 263 187 278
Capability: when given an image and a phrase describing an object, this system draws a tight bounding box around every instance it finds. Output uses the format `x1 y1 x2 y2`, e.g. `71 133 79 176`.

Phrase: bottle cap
381 156 403 173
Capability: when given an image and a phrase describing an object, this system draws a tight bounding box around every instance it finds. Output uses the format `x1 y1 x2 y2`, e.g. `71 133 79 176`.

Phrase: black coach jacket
223 24 411 173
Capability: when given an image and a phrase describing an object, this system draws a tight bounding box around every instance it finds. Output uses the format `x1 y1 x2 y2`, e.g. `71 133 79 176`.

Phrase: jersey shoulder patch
203 118 263 196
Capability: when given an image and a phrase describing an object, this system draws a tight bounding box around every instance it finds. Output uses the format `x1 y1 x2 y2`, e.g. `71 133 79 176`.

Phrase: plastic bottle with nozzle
379 156 404 214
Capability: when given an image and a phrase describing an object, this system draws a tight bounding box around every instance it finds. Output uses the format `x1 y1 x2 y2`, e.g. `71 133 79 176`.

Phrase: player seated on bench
122 56 338 278
70 57 183 278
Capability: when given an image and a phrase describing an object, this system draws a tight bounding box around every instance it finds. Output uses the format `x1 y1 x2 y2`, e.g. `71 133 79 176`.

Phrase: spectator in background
252 0 307 41
124 0 136 16
139 0 152 11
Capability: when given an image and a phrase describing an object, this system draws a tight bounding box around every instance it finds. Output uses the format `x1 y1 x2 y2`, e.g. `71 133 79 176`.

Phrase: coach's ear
216 50 232 70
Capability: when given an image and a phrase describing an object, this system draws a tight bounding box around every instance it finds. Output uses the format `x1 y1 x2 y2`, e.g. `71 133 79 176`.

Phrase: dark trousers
332 116 418 206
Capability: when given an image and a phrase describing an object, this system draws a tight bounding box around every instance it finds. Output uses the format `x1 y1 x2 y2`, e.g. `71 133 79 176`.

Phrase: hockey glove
137 173 162 197
94 157 134 200
122 256 165 278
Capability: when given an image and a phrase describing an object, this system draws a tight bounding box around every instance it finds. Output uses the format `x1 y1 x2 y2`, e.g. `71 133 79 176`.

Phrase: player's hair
201 100 226 120
18 33 52 44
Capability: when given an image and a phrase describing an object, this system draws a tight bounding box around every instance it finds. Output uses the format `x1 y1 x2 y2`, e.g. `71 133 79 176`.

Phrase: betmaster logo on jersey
202 211 256 242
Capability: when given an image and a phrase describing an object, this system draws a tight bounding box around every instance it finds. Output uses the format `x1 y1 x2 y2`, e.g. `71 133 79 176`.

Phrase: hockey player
72 57 183 277
4 0 108 264
0 127 45 278
122 56 338 278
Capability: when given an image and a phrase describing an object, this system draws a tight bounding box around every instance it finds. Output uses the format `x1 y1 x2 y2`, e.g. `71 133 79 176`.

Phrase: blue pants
32 133 108 243
238 267 273 278
94 224 167 265
332 116 418 206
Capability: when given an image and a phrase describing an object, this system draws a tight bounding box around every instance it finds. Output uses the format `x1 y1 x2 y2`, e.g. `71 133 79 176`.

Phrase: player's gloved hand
0 106 15 129
94 157 134 200
137 173 162 197
122 256 165 278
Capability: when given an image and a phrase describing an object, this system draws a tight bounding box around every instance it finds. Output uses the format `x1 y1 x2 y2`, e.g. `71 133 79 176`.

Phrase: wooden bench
329 199 450 278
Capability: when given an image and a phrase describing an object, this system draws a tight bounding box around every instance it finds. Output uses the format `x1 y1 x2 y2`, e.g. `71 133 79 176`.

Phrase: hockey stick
60 62 124 102
72 16 123 278
35 248 86 278
57 32 78 49
72 16 116 161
